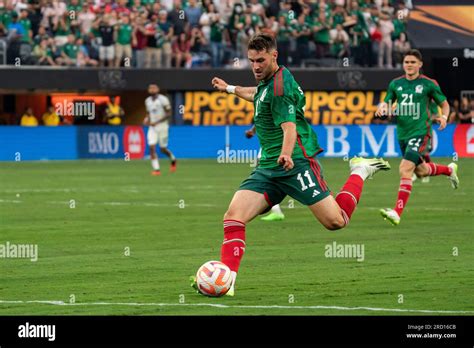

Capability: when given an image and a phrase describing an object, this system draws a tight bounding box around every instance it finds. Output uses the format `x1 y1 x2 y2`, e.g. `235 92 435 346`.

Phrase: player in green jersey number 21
375 49 459 226
191 34 391 297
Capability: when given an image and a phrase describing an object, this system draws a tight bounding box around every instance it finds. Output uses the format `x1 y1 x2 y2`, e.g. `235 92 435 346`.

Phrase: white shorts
99 45 115 60
147 123 169 147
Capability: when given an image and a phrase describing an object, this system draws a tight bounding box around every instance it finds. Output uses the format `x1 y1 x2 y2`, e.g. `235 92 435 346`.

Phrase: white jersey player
144 84 177 175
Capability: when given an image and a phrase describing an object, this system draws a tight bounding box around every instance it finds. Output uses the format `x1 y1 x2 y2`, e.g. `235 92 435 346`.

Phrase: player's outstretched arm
433 100 450 130
212 77 256 102
277 121 296 171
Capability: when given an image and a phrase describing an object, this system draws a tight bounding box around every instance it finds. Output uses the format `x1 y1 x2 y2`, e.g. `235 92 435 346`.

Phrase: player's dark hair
248 33 277 52
403 49 423 61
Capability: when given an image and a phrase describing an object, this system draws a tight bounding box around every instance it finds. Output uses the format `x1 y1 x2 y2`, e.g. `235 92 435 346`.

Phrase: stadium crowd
0 0 413 68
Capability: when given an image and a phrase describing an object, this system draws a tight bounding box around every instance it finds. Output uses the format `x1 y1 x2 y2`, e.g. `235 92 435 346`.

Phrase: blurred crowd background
1 0 414 68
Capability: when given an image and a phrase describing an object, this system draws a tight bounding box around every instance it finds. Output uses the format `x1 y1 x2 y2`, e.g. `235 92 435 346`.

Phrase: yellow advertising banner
182 91 387 125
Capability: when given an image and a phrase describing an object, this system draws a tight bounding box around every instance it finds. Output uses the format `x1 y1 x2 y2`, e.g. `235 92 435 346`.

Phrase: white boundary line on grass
0 300 473 314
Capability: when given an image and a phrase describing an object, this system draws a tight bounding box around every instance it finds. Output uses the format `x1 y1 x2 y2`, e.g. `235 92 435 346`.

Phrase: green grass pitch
0 158 472 315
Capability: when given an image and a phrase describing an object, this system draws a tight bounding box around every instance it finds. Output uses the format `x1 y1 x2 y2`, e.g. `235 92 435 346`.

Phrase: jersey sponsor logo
397 86 403 91
453 124 474 157
312 189 320 197
123 126 145 159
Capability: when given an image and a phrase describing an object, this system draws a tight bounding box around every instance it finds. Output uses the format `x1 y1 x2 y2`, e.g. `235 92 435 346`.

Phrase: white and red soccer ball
196 261 233 297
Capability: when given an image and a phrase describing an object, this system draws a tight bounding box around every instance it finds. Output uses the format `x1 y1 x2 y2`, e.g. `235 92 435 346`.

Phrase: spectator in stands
276 15 291 66
449 99 461 124
67 0 82 15
18 9 32 43
20 107 38 126
313 12 331 59
249 0 265 17
33 25 50 45
144 14 164 68
78 3 96 35
330 23 349 58
0 0 414 69
1 2 16 31
459 97 473 124
393 32 410 68
132 15 147 68
6 12 25 42
216 0 233 27
208 5 225 68
104 96 124 125
380 0 394 17
33 38 56 65
292 14 311 66
114 14 133 67
261 15 278 37
42 105 61 126
331 4 347 30
235 13 258 66
371 21 382 65
56 34 78 66
76 37 98 66
157 9 173 68
40 0 63 33
53 13 71 46
199 2 212 42
349 2 371 67
189 26 210 67
168 0 188 36
185 0 202 28
94 14 115 67
377 11 394 68
172 31 192 68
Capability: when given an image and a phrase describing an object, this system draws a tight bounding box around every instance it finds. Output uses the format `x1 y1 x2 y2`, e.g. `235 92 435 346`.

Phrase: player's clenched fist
278 154 294 171
212 77 228 92
375 102 388 117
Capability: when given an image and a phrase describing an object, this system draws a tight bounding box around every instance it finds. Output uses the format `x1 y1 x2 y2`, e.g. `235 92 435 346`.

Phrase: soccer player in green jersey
376 49 459 226
191 34 390 296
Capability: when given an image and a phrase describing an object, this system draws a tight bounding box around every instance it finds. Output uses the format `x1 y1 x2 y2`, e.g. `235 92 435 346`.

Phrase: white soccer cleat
421 176 430 183
448 163 459 189
349 157 391 180
225 271 237 297
380 208 400 226
411 173 418 182
225 283 235 297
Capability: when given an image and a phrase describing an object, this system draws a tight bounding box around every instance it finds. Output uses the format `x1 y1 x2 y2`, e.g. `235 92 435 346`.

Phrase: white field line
0 198 470 212
0 299 472 314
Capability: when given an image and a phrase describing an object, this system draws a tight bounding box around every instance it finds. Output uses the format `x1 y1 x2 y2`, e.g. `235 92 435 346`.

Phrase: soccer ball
196 261 233 297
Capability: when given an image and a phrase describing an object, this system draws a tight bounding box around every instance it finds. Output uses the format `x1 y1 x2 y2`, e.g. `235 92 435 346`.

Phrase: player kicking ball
144 84 177 175
375 49 459 226
191 34 390 296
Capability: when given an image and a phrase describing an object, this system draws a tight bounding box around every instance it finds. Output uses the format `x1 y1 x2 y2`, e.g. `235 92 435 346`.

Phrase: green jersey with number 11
253 66 322 168
384 74 446 140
